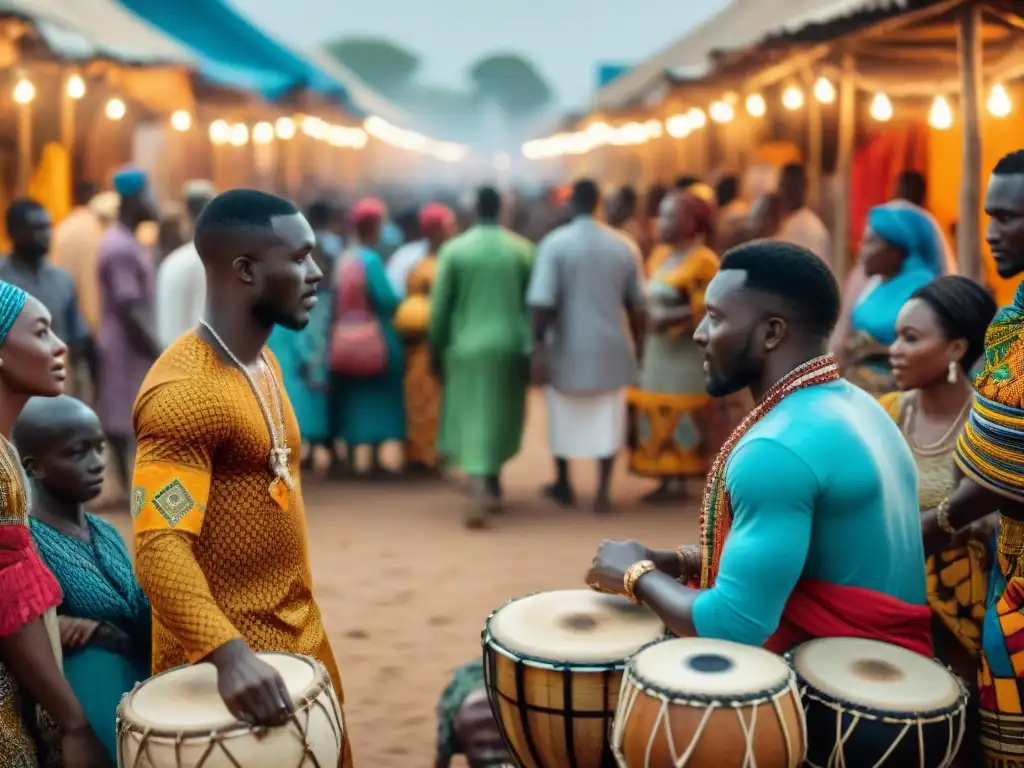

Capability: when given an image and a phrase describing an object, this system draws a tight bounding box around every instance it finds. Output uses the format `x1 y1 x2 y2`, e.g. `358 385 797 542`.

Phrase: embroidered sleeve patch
130 487 146 519
152 479 196 528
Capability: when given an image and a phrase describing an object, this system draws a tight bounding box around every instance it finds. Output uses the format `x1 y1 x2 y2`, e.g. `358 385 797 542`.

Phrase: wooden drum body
790 637 968 768
612 637 805 768
482 589 664 768
117 652 343 768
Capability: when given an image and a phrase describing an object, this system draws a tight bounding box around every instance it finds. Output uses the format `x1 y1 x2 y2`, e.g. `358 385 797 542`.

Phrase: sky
235 0 728 108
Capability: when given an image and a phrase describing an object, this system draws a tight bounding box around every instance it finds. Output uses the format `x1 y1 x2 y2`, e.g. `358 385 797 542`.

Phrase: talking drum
116 652 343 768
790 637 968 767
612 637 805 768
482 589 664 768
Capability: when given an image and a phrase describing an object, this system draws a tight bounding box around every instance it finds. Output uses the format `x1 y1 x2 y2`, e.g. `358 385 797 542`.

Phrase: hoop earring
948 361 958 384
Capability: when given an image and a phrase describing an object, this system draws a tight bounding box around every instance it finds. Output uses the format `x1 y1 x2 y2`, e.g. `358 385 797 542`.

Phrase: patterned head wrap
955 282 1024 501
867 203 945 277
671 189 716 241
435 660 485 763
0 280 28 348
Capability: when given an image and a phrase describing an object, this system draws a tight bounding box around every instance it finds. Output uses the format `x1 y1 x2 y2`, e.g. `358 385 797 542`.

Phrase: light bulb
870 93 893 122
988 83 1011 118
928 96 953 130
209 119 230 145
170 110 191 132
709 100 734 124
275 116 296 140
13 78 35 105
686 107 706 128
66 75 85 100
349 129 367 149
643 119 662 138
105 98 126 120
782 86 804 111
665 114 691 138
229 123 249 146
253 121 274 144
813 77 836 104
745 93 766 117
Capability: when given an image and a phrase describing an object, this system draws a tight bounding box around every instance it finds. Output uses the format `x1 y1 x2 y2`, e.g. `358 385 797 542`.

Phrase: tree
323 36 420 98
468 53 553 121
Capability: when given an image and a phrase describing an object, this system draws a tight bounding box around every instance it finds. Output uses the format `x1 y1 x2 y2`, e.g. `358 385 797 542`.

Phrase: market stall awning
589 0 909 110
112 0 348 102
0 0 194 64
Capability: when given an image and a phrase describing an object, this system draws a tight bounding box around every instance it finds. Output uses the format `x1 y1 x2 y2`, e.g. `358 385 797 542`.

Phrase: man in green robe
429 186 534 528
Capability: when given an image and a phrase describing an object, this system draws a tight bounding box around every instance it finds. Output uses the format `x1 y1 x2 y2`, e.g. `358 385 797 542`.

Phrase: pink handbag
330 251 388 376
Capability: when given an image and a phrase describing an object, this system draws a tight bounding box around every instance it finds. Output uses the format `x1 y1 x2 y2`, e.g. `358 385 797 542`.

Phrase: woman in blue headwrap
0 280 112 767
839 203 945 394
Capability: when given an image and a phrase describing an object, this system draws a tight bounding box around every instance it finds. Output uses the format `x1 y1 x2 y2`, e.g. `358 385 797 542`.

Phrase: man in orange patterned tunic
130 189 352 765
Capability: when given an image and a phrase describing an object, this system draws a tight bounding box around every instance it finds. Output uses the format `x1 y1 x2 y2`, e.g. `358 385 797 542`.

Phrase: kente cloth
0 279 28 347
0 436 63 768
429 225 533 476
764 579 933 657
129 333 353 767
435 660 485 764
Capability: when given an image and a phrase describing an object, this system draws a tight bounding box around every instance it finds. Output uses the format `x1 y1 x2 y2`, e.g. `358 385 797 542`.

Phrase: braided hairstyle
911 275 997 371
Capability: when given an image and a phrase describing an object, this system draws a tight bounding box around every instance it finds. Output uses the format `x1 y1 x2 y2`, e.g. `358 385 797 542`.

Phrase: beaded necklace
698 353 840 588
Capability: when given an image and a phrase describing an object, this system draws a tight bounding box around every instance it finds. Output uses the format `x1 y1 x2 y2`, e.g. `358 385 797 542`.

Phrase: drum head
126 652 318 731
631 637 791 700
487 589 664 664
792 637 962 713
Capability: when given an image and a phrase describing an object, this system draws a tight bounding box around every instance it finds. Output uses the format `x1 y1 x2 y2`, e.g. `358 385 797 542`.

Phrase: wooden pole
834 54 857 281
805 68 823 212
957 3 983 282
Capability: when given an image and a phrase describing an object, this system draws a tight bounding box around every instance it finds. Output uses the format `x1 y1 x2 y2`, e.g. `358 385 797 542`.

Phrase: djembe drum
612 637 805 767
482 589 664 768
116 652 343 767
789 637 968 767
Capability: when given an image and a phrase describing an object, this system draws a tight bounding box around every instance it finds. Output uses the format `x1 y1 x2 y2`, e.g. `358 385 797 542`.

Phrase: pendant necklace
200 320 294 496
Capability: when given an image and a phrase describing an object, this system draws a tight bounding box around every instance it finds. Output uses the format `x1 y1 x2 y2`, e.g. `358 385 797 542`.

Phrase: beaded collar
697 354 841 588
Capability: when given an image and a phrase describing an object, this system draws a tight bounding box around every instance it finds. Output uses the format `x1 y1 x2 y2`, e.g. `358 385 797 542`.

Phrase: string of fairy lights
11 72 470 163
521 77 1015 160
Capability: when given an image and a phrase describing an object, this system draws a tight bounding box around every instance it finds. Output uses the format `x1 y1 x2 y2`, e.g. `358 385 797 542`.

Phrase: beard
705 328 760 398
251 297 309 331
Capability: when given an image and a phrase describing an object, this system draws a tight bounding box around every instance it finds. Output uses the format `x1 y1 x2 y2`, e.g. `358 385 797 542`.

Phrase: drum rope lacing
611 665 806 768
799 684 966 768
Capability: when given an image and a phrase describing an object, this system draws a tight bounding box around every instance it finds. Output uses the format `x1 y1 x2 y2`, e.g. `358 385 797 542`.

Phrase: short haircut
719 239 841 339
616 186 638 209
194 189 298 238
992 149 1024 176
912 275 997 371
674 175 700 190
896 170 927 206
305 200 334 229
571 179 600 214
781 162 806 182
5 198 43 234
716 175 739 208
73 181 98 207
12 395 97 458
476 186 501 219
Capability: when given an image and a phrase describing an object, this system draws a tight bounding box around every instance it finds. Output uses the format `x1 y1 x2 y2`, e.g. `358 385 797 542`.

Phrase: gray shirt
0 257 88 346
527 216 644 392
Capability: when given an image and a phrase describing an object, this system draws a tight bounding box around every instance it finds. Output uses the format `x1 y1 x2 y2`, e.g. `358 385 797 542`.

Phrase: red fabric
418 203 454 235
0 524 62 637
764 578 934 658
350 197 386 227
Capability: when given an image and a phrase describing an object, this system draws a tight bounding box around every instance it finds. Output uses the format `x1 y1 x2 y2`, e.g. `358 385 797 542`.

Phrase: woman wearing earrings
880 275 997 765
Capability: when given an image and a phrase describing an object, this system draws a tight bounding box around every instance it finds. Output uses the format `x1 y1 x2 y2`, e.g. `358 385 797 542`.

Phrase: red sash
764 578 934 657
0 524 63 636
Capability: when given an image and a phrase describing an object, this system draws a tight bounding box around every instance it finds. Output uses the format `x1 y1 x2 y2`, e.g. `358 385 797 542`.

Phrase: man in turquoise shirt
587 239 933 656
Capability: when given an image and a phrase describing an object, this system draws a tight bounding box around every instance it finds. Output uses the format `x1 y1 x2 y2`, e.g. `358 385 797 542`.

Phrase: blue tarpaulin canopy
113 0 352 105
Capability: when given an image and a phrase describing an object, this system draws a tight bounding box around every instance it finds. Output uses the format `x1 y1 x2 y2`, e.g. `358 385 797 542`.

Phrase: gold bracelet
675 545 699 584
936 497 958 536
623 559 657 604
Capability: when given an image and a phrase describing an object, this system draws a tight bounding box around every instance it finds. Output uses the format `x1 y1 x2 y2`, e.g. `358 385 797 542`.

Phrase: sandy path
104 390 702 767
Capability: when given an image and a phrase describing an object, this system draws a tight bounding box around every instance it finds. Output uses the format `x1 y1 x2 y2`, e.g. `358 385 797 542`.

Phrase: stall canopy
589 0 910 110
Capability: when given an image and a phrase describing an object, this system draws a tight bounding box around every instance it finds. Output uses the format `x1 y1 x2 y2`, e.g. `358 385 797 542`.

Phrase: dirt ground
102 390 702 767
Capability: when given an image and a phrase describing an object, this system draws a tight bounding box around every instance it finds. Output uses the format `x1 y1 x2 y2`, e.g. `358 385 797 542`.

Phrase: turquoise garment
692 381 926 645
30 514 150 761
850 204 944 346
331 246 406 445
268 293 331 443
